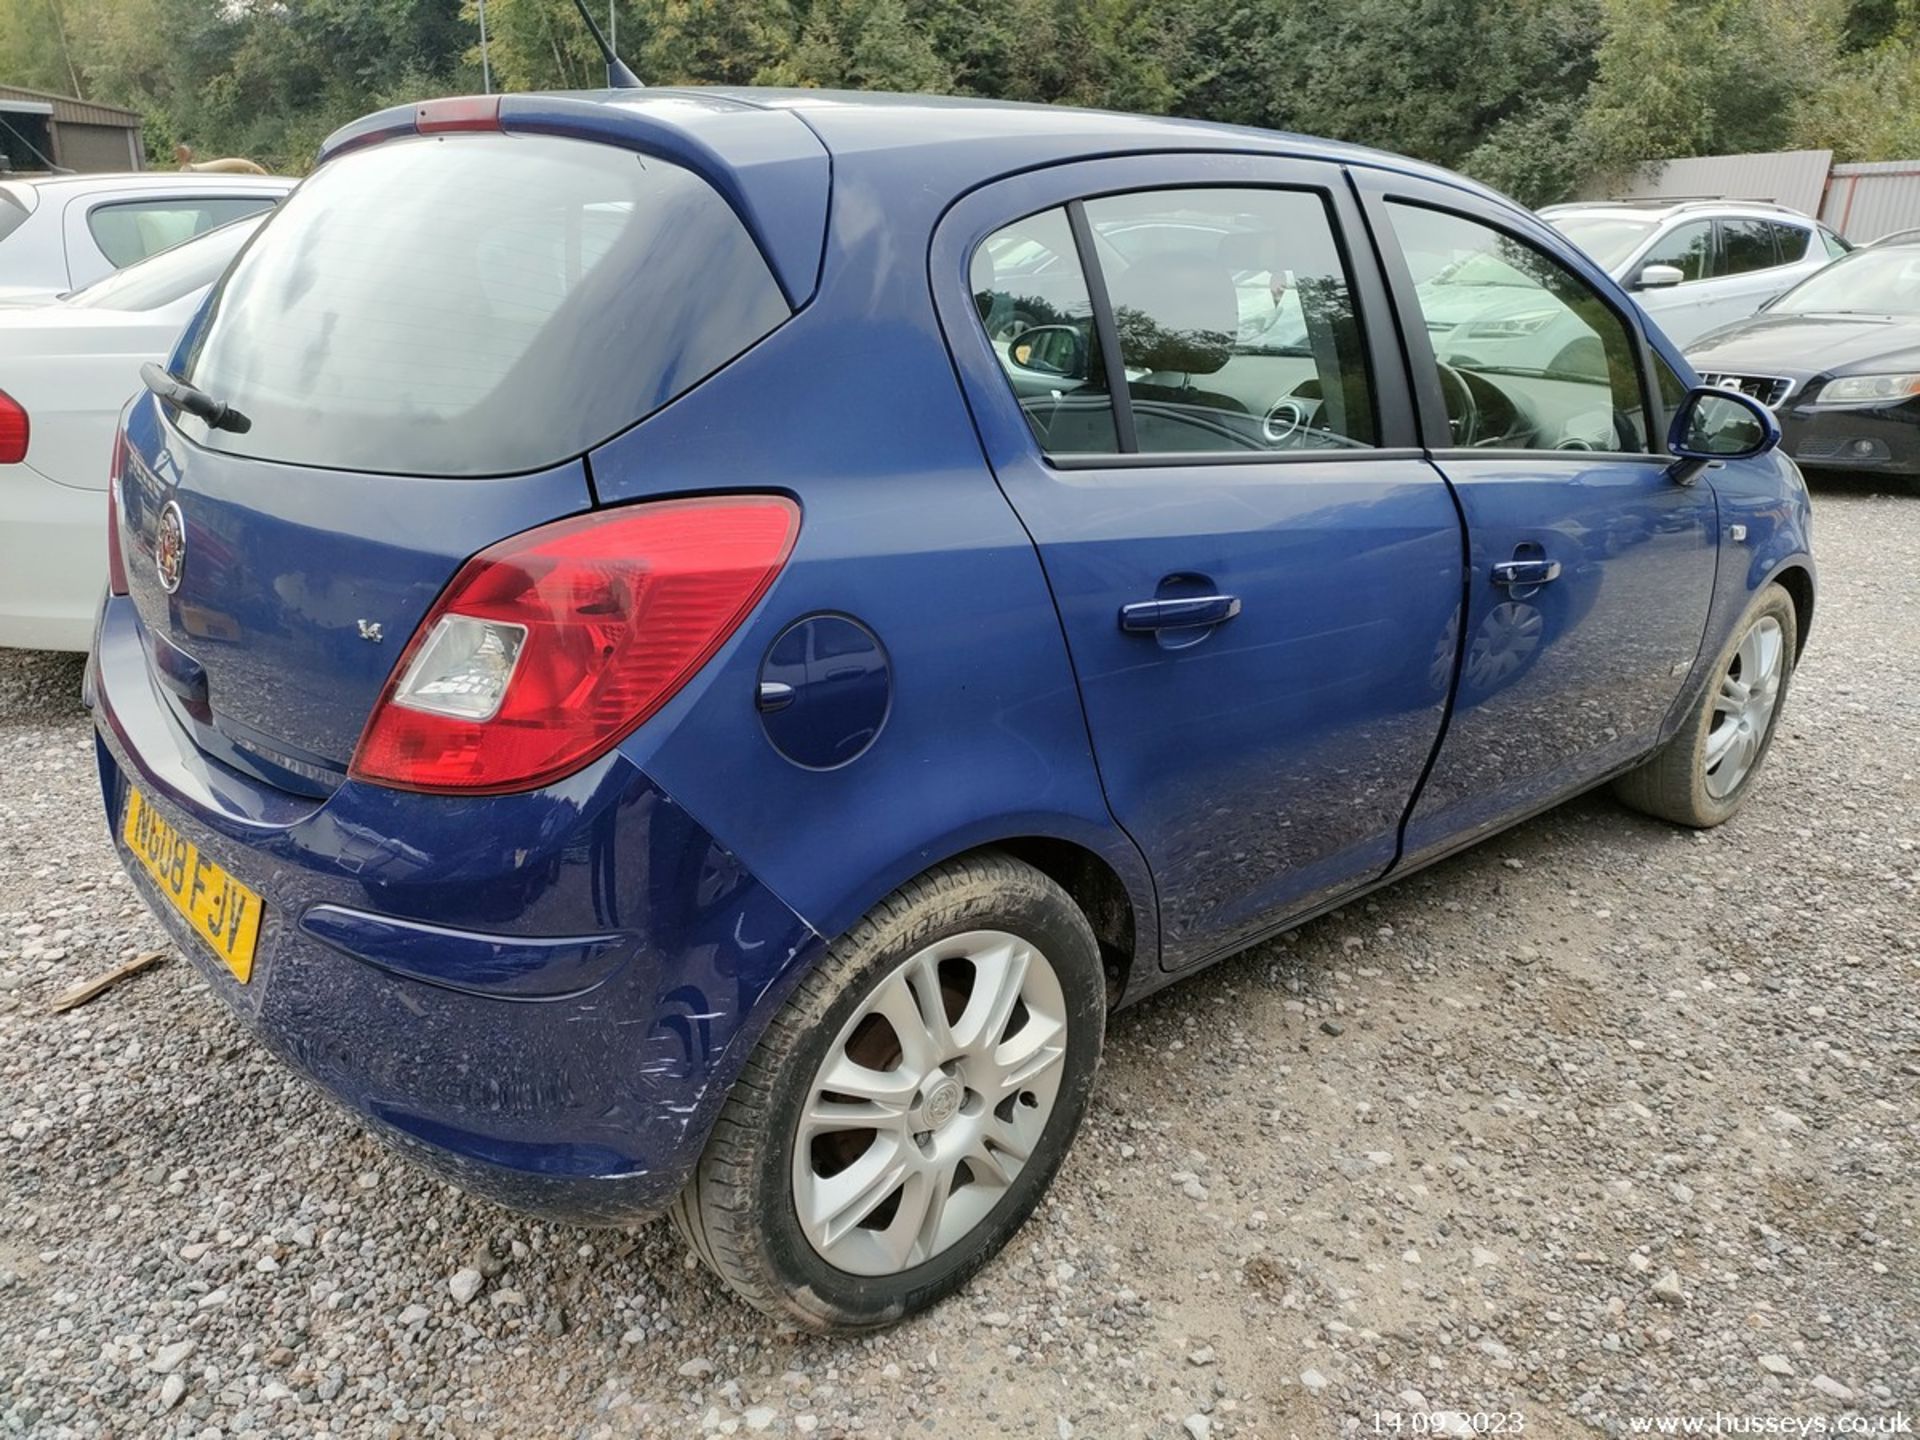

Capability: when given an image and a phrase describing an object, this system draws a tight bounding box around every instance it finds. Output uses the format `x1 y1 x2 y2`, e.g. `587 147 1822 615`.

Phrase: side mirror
1636 263 1686 290
1007 324 1088 380
1666 384 1780 482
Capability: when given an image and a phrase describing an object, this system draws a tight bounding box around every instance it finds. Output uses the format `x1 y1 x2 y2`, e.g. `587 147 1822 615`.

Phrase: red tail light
349 496 801 794
0 388 27 465
106 429 129 596
415 96 502 134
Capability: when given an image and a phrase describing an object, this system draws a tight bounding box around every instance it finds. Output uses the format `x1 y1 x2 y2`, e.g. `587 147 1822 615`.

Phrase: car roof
664 86 1489 187
320 85 1522 311
1541 198 1815 224
13 171 295 193
328 84 1499 202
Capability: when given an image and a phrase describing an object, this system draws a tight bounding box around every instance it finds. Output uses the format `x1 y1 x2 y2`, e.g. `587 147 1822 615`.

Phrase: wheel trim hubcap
793 929 1069 1276
1704 614 1784 800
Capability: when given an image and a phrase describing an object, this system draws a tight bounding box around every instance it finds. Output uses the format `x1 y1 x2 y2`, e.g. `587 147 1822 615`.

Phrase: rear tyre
1612 583 1797 827
668 851 1105 1331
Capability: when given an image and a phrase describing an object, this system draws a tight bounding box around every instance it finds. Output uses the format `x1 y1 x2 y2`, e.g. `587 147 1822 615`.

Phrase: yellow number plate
122 786 265 983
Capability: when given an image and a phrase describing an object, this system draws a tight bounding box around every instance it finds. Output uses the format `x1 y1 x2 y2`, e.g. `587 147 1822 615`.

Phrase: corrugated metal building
1819 161 1920 243
1586 149 1835 217
0 84 145 175
1590 148 1920 243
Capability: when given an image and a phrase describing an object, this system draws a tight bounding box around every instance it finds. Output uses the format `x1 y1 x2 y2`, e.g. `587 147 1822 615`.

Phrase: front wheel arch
1770 561 1815 658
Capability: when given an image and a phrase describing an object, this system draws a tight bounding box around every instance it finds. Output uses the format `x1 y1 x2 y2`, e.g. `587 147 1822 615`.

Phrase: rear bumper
0 466 104 652
1779 396 1920 476
91 595 822 1225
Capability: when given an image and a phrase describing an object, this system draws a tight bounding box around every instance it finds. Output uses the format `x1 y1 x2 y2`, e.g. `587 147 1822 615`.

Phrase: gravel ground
2 483 1916 1440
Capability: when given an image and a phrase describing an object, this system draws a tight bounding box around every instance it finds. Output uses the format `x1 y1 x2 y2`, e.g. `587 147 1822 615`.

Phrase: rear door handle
1491 559 1561 589
1119 594 1242 632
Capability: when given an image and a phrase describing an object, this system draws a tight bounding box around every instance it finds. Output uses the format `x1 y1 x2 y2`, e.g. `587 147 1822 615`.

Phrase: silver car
1540 199 1849 347
0 170 291 303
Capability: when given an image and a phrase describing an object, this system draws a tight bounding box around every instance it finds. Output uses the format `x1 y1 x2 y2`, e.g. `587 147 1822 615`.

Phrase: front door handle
1119 594 1242 632
1491 559 1561 589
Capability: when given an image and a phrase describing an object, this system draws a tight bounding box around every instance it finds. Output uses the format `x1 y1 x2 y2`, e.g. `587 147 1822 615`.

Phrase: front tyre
1613 582 1798 826
669 852 1105 1331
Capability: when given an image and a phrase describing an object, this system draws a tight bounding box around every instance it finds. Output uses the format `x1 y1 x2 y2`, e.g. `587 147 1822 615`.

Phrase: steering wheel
1437 363 1480 447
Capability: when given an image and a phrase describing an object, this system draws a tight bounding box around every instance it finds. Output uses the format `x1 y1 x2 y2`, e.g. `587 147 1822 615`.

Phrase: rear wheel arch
980 837 1143 1006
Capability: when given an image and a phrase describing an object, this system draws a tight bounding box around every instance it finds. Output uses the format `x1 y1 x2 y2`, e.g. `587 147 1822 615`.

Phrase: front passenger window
1385 203 1650 454
1638 220 1715 284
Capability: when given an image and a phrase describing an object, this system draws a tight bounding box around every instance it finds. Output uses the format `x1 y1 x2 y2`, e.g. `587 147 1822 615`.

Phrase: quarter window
87 197 274 269
969 207 1117 455
1385 202 1649 454
1639 220 1715 283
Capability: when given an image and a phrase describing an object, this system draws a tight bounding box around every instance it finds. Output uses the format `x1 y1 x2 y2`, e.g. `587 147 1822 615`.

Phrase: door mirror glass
1668 384 1780 460
1008 323 1089 379
1637 262 1686 290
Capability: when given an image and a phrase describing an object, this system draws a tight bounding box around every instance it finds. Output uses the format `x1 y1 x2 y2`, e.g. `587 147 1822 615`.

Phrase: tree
764 0 950 90
1580 0 1846 180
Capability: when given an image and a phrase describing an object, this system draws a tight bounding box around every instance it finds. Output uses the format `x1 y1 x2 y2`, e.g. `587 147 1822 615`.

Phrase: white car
0 170 291 303
1540 200 1850 347
0 215 265 651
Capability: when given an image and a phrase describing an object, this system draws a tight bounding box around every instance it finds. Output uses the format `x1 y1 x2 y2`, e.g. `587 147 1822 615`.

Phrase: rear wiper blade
139 362 251 434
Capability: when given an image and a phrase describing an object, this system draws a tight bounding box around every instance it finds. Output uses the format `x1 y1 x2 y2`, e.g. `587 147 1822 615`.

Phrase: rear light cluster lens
0 388 27 465
106 428 130 596
350 496 801 794
414 95 503 134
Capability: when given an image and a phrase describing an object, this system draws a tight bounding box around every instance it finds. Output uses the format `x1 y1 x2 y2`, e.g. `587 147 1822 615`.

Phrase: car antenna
569 0 644 88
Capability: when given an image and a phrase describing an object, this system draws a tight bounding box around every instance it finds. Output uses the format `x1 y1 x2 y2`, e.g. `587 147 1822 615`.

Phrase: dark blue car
91 87 1814 1330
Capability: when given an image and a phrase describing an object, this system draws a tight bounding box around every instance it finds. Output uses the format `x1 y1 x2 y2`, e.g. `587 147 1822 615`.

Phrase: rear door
1356 170 1717 866
936 155 1464 970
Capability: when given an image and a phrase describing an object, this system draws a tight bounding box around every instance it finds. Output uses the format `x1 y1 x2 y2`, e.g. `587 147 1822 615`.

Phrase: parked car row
1532 198 1918 483
1 170 292 651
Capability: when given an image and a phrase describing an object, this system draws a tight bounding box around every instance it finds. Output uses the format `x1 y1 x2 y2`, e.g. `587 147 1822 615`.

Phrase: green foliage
0 0 1916 187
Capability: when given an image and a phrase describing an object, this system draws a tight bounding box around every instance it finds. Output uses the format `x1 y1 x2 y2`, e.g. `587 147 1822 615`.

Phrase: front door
936 157 1464 969
1359 175 1718 865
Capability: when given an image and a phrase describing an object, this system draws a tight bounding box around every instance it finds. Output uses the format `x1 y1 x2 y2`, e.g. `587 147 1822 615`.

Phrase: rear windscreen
177 132 790 476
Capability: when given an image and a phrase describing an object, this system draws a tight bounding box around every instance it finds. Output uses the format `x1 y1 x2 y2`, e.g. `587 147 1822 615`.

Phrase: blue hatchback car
91 86 1813 1330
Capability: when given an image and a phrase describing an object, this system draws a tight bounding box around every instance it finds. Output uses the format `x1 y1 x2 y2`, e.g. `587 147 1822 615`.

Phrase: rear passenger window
1385 202 1649 454
1084 189 1376 453
87 197 272 269
970 208 1118 455
1721 219 1780 275
970 189 1376 457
